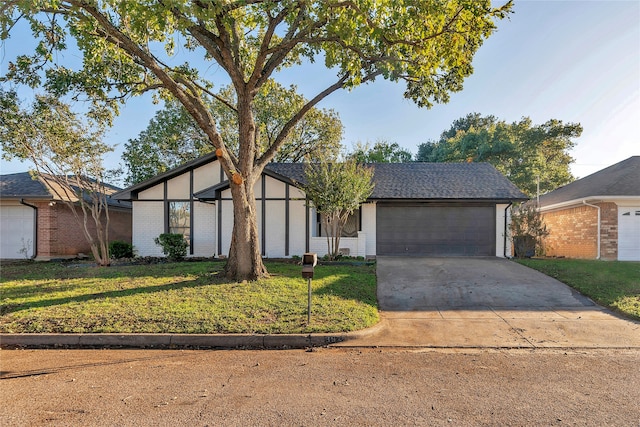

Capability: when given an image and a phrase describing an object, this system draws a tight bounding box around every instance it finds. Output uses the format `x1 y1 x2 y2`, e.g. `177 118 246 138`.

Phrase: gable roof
539 156 640 208
0 172 53 199
193 161 527 202
113 152 218 201
268 162 527 200
0 172 131 209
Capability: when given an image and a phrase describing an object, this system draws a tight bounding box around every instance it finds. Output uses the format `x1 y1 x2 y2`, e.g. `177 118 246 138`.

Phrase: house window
317 209 361 238
169 201 190 245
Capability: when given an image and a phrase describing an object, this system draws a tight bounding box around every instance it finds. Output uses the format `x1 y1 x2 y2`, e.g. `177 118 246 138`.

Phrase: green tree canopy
124 82 343 185
348 140 413 163
416 113 582 196
2 0 512 281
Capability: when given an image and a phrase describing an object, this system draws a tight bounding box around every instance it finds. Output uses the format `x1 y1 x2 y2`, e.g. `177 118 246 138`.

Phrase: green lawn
517 258 640 321
0 260 379 334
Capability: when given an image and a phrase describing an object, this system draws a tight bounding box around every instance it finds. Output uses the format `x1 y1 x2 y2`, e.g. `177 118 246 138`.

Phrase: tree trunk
223 172 268 281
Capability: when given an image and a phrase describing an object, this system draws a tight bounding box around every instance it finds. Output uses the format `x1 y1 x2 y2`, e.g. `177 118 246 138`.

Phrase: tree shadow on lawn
313 270 378 308
0 276 217 315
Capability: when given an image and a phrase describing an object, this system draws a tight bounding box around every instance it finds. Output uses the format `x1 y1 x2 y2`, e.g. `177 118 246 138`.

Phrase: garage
0 204 35 259
376 203 496 256
618 206 640 261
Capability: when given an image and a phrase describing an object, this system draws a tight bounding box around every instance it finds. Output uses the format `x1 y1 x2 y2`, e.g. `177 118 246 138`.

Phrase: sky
1 0 639 182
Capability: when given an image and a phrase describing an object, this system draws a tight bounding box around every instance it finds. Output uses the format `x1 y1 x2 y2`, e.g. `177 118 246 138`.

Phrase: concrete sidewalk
334 306 640 349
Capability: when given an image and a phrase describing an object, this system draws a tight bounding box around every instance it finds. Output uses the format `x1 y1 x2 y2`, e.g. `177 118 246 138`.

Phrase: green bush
109 240 134 259
154 233 188 261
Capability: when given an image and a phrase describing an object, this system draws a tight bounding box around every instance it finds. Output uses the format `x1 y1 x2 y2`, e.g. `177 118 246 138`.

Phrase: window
317 209 361 237
169 201 190 245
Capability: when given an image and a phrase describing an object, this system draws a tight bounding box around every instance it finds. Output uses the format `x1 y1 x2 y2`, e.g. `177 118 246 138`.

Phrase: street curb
0 333 348 350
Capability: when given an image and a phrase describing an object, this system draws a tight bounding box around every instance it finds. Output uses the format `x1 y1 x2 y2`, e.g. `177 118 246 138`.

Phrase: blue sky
1 0 638 181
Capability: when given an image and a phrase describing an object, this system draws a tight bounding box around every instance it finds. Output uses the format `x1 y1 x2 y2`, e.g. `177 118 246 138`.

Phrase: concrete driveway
337 257 640 349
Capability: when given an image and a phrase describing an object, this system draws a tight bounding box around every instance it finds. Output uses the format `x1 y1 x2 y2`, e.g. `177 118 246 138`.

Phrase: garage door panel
618 207 640 261
377 204 495 256
1 205 35 259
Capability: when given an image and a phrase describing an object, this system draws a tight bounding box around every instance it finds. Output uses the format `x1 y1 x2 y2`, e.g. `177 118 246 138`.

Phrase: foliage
304 160 374 260
510 204 549 257
348 140 413 163
416 113 582 197
2 0 512 281
0 89 114 266
517 259 640 321
0 261 379 334
154 233 188 261
109 240 134 259
123 84 344 185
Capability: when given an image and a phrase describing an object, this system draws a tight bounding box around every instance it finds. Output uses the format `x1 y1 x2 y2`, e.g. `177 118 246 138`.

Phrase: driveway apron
337 257 640 349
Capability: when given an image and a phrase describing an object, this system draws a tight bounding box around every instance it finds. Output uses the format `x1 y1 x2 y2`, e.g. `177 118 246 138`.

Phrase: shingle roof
0 172 52 199
0 172 131 209
539 156 640 208
267 162 527 201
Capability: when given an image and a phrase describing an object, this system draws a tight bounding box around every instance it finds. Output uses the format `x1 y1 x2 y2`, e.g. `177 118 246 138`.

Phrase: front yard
0 260 379 334
517 258 640 321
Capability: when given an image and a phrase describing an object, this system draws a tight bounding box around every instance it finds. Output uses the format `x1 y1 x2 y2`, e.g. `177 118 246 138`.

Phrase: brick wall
541 203 618 260
35 202 131 259
599 202 618 260
542 205 598 259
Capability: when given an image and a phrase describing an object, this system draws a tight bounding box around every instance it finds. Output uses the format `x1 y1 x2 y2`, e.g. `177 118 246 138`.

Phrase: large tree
124 82 343 185
2 1 512 281
0 90 114 266
348 140 413 163
416 113 582 196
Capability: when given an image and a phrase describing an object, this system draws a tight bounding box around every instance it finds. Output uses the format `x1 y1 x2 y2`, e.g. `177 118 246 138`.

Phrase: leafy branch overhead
2 1 513 281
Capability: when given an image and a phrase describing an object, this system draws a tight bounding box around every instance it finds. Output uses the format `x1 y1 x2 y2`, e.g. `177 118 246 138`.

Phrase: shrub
154 233 188 261
510 204 549 258
109 240 135 259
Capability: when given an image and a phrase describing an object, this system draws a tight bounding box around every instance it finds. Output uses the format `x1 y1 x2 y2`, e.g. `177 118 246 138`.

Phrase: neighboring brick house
0 172 132 260
538 156 640 261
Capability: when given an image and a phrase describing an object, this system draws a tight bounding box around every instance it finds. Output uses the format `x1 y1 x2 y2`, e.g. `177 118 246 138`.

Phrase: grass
0 260 378 334
517 258 640 321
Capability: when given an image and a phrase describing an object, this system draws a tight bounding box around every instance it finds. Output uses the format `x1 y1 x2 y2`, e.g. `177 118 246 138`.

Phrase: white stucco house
113 153 528 259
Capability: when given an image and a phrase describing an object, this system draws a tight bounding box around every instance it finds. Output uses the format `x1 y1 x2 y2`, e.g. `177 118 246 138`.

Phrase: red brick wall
34 202 131 259
541 203 618 260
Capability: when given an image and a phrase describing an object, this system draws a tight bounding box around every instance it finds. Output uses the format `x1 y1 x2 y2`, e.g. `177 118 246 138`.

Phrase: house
538 156 640 261
0 172 132 260
113 153 527 259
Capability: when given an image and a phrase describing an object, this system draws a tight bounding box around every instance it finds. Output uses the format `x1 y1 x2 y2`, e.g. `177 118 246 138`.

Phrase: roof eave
540 195 640 212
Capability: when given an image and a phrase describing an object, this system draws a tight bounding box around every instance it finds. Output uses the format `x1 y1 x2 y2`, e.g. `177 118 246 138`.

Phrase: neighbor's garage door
618 206 640 261
376 203 496 256
0 205 35 259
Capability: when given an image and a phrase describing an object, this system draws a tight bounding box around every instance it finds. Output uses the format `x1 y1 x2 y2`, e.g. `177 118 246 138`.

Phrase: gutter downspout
19 199 38 259
582 200 601 260
503 202 512 258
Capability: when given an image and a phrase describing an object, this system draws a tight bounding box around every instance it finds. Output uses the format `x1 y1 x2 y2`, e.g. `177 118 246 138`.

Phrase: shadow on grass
0 276 218 315
313 270 378 308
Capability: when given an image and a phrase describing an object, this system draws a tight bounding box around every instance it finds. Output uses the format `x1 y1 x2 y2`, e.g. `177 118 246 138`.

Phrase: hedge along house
113 153 527 259
538 156 640 261
0 172 132 260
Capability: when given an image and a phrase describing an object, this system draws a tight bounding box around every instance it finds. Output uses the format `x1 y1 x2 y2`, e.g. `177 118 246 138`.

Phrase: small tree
0 90 114 266
304 160 374 260
510 204 549 258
